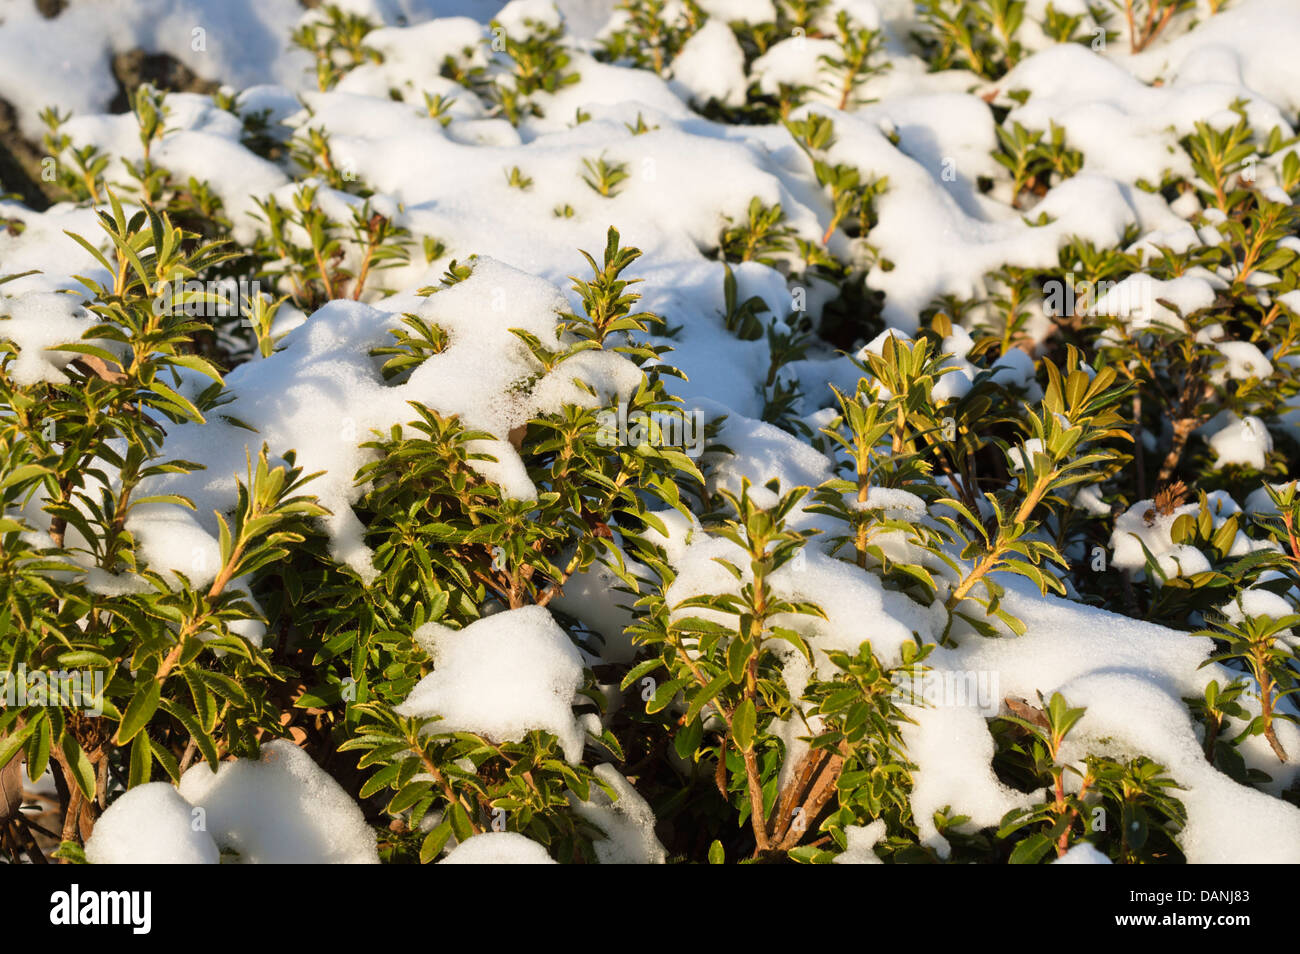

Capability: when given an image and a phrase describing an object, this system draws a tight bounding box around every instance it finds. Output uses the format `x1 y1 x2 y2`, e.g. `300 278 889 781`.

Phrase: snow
176 741 379 864
5 0 1300 869
1213 340 1273 382
1245 481 1295 515
0 292 101 386
768 549 934 672
0 0 310 138
1092 274 1216 333
698 0 777 24
1208 414 1273 470
1110 499 1203 572
570 764 667 864
1052 842 1111 864
87 742 377 864
990 347 1036 391
1007 438 1045 473
396 606 589 763
1222 587 1294 626
905 700 1035 857
119 258 648 581
817 0 883 32
700 400 835 501
336 19 489 112
858 486 926 520
803 104 1137 331
1061 672 1299 863
670 20 747 109
832 820 887 864
751 37 844 101
1001 43 1292 187
927 581 1300 861
438 830 557 864
550 559 640 663
126 503 224 591
1129 0 1300 116
1155 544 1212 580
493 0 562 34
85 783 220 865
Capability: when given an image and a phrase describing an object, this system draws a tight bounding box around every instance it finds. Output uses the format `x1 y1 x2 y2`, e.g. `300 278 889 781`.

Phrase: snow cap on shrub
85 783 220 865
176 740 379 864
439 830 556 864
397 606 587 763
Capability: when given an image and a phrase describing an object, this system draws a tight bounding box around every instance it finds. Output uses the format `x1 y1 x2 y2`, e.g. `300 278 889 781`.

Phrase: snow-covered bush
1 0 1299 865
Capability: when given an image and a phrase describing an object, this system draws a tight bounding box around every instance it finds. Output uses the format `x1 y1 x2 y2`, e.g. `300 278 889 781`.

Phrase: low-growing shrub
0 0 1298 866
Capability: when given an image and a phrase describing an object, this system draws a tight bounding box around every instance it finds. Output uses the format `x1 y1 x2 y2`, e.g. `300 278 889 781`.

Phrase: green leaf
0 720 37 771
1008 832 1055 864
388 780 434 814
360 761 402 798
53 841 89 864
421 819 453 863
448 802 475 843
159 700 218 768
167 353 224 383
619 658 665 692
24 714 51 783
732 698 757 751
116 679 162 744
674 717 704 761
150 738 181 782
0 464 52 491
685 671 730 724
646 678 682 715
128 732 152 788
54 651 112 669
60 734 96 800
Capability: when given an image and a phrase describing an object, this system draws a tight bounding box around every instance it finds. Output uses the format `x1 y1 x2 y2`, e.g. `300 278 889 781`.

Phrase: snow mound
176 741 379 864
86 742 377 864
570 763 667 864
439 830 556 864
85 783 219 865
397 606 588 763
